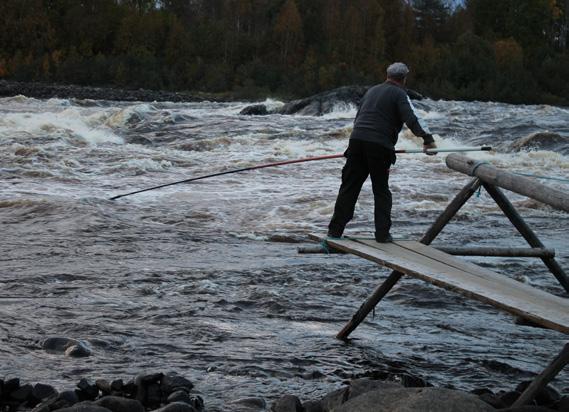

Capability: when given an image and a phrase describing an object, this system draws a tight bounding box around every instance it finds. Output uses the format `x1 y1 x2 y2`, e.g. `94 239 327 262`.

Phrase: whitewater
1 94 568 410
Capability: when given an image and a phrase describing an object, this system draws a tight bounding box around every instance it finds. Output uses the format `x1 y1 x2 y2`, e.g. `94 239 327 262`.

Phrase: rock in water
54 401 112 412
33 383 57 401
239 104 269 116
95 396 145 412
333 387 495 412
160 373 194 396
510 132 569 153
42 337 92 357
271 394 303 412
153 402 198 412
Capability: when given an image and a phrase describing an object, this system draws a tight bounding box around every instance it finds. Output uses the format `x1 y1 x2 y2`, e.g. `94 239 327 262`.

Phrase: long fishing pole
109 146 492 200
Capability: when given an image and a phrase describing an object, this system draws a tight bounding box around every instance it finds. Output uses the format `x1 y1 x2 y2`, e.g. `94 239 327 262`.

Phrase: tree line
1 0 568 104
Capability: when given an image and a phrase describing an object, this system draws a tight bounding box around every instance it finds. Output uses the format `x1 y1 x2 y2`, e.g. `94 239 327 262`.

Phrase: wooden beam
446 154 569 213
435 246 555 258
512 342 569 407
483 183 569 293
421 177 481 245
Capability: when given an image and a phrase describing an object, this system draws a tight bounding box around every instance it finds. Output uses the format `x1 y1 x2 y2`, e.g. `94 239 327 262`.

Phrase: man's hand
423 142 438 156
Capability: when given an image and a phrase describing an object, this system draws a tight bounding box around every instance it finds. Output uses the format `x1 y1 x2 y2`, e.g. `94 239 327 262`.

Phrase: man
327 62 437 243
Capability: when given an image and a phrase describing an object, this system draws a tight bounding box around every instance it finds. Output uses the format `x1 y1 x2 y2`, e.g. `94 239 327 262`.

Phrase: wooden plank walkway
312 235 569 335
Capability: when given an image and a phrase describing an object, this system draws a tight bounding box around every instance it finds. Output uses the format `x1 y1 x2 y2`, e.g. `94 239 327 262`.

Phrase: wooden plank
435 246 555 258
321 237 569 334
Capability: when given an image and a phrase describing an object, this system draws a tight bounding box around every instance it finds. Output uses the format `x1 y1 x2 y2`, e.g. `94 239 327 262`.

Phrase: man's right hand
423 142 438 155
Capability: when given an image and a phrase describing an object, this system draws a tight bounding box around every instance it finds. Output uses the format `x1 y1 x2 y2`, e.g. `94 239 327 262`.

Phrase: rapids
1 94 568 410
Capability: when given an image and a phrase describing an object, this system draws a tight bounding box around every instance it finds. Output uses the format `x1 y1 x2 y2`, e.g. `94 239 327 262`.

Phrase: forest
1 0 568 105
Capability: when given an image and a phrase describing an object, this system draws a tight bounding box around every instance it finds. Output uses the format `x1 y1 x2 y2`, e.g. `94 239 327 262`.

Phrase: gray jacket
350 81 434 151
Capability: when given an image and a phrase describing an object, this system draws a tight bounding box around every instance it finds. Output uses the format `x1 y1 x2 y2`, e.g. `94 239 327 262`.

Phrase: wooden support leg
336 270 404 339
421 178 481 245
483 183 569 293
336 178 481 339
512 342 569 407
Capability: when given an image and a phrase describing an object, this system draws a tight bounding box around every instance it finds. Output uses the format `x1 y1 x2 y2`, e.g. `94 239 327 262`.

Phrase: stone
501 391 523 407
10 383 33 402
271 394 303 412
146 383 162 409
153 402 198 412
134 372 162 406
347 378 402 400
56 390 80 408
65 341 92 357
319 387 348 412
515 381 561 406
478 392 507 409
110 379 124 393
239 104 269 116
55 401 112 412
42 337 91 357
95 395 145 412
226 397 267 410
77 378 99 400
4 377 20 395
96 380 112 395
167 390 193 404
333 387 495 412
31 394 59 412
302 400 323 412
33 383 57 401
160 373 194 396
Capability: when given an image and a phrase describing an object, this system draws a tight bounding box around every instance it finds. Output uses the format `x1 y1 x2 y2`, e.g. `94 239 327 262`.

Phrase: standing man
327 62 437 243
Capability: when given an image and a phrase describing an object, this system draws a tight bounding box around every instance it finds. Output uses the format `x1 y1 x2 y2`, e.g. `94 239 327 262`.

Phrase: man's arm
396 93 435 145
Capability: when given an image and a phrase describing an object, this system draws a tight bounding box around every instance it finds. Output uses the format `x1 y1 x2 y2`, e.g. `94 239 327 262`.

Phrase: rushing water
1 94 568 410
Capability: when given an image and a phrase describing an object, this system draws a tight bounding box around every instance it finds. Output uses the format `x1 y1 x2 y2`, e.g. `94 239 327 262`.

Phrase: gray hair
386 62 409 80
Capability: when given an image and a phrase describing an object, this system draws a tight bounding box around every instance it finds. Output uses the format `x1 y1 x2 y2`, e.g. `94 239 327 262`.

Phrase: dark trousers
328 139 394 239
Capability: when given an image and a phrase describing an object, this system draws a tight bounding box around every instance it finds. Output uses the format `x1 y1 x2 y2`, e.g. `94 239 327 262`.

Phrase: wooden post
435 246 555 258
336 270 404 339
336 178 481 340
512 342 569 407
483 183 569 293
421 178 481 245
446 154 569 213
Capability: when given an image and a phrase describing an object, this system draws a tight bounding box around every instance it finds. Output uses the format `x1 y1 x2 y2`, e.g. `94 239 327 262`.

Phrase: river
1 94 568 410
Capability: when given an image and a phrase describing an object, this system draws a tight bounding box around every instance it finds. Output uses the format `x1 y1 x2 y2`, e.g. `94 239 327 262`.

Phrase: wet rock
95 379 112 396
4 377 20 395
511 132 568 153
31 394 59 412
126 135 154 145
134 372 163 406
153 402 198 412
110 379 124 393
302 400 323 412
320 387 348 412
77 378 99 401
160 373 193 396
146 383 162 409
42 337 92 357
239 104 269 116
10 383 33 402
333 387 495 412
478 391 507 409
33 383 57 401
95 395 144 412
348 378 402 400
167 390 193 404
516 381 561 406
271 394 303 412
55 401 112 412
226 397 267 410
501 391 524 407
278 86 368 116
53 389 80 409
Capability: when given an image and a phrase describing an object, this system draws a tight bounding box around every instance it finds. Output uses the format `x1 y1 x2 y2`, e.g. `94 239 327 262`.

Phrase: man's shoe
327 231 343 239
375 234 393 243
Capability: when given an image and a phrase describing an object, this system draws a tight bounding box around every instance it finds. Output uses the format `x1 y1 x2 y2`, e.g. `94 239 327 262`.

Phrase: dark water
1 95 568 410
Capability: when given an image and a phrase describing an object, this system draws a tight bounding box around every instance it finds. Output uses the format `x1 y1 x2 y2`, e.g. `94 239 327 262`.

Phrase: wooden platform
310 235 569 335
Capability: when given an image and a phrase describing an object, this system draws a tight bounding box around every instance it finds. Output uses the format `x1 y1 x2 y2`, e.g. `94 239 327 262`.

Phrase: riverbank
0 80 227 103
1 370 566 412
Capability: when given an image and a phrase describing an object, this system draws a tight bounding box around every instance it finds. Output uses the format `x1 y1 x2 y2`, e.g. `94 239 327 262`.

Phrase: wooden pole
446 154 569 213
435 246 555 258
483 183 569 293
336 178 481 339
512 342 569 407
421 178 481 244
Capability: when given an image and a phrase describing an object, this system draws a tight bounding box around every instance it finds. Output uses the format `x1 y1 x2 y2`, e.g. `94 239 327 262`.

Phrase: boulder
167 390 193 404
153 402 198 412
54 401 112 412
77 378 99 401
10 383 33 402
271 394 303 412
226 397 267 411
42 337 92 357
160 373 193 396
319 379 402 411
95 395 144 412
239 104 269 116
510 132 569 153
333 387 495 412
33 383 58 401
303 400 324 412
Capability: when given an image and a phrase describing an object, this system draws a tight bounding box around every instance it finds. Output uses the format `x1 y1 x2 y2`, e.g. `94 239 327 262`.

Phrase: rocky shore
0 80 207 103
1 371 566 412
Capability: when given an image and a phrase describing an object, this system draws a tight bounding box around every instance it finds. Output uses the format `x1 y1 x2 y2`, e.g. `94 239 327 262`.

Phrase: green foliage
0 0 567 104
